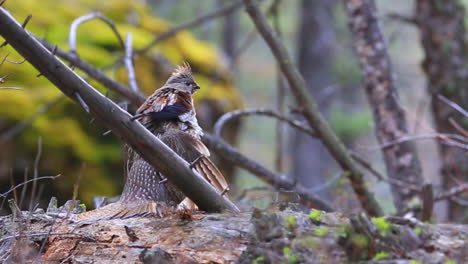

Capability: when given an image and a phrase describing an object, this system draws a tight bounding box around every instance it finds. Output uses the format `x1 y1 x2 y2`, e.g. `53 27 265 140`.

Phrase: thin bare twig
0 175 61 199
214 109 317 138
203 134 333 211
28 137 42 211
69 12 125 55
137 0 244 54
124 33 140 92
434 183 468 202
449 118 468 137
39 39 146 106
438 94 468 118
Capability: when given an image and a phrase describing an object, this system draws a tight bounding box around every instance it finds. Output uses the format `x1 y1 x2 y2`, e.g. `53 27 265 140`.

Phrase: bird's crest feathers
172 62 191 76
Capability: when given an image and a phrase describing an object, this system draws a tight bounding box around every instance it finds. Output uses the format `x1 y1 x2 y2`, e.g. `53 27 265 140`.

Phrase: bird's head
165 62 200 94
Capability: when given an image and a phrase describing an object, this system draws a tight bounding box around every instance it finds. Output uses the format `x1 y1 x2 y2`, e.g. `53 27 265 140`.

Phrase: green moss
350 234 369 248
372 251 389 260
413 227 422 235
314 227 329 237
308 209 322 222
285 216 296 229
282 247 298 264
252 255 265 264
371 217 392 234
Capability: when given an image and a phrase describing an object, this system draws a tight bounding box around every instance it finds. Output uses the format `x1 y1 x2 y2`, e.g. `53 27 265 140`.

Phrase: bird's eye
185 81 191 86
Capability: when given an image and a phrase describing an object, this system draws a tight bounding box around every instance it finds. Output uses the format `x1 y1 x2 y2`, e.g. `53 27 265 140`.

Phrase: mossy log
0 206 466 263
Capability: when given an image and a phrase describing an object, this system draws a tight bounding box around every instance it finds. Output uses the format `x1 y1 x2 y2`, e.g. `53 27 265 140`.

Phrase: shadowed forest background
0 0 467 225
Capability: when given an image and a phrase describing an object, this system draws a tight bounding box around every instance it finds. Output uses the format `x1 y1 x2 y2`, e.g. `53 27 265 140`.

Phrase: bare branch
438 94 468 118
124 32 140 92
214 109 317 138
243 0 382 216
0 8 238 213
387 13 417 25
202 134 333 211
435 184 468 202
69 12 124 55
0 175 61 199
137 0 244 54
39 39 146 106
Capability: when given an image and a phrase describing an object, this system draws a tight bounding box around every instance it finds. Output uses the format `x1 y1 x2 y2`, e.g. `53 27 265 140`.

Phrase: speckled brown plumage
75 64 230 221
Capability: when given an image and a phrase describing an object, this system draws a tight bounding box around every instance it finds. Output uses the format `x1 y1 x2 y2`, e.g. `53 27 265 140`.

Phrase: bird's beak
194 85 200 90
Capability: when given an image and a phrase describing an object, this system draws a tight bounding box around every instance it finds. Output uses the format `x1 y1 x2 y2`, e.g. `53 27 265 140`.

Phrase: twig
434 183 468 202
19 168 28 208
421 183 434 221
438 94 468 118
387 13 417 25
203 133 333 211
0 95 64 144
39 39 145 106
243 0 383 216
0 9 238 213
0 175 62 199
69 12 124 55
359 133 467 151
214 109 317 138
0 72 12 83
137 0 244 54
28 137 42 211
449 118 468 137
124 33 140 92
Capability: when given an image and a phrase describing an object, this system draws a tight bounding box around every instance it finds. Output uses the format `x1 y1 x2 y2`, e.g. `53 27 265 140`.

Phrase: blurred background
0 0 466 222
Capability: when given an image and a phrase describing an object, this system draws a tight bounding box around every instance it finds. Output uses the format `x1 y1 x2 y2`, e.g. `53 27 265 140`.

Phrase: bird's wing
137 87 193 121
160 130 229 194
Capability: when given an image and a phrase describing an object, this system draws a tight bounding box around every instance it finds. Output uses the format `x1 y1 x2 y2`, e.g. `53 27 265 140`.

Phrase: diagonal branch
202 134 333 211
213 108 317 138
0 7 238 214
243 0 383 216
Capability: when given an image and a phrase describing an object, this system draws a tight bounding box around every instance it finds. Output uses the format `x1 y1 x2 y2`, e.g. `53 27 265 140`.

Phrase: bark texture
344 0 424 213
0 206 466 263
415 0 468 222
291 0 335 200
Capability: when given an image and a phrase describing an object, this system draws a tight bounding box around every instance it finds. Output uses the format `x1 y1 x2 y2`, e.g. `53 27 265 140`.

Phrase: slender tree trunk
344 0 424 213
414 0 468 222
291 0 335 199
220 0 239 65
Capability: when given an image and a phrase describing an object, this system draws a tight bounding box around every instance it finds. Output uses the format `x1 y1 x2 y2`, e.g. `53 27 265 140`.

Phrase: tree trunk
220 0 239 65
291 0 336 200
344 0 424 213
414 0 468 222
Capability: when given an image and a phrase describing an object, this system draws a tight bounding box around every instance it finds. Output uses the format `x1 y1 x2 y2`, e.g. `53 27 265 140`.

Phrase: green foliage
445 260 457 264
0 0 241 206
